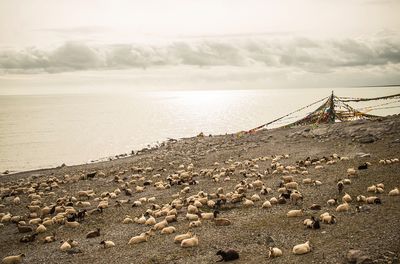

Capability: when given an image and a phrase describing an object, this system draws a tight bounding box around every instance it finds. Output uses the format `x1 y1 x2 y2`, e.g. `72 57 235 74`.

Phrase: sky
0 0 400 90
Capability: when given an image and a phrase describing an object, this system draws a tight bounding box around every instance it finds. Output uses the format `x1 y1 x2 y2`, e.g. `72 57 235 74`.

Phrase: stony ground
1 115 400 264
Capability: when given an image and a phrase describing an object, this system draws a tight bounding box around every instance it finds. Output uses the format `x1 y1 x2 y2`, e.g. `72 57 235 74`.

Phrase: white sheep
314 180 322 186
281 176 293 183
343 179 352 185
200 212 215 220
303 218 313 227
13 197 21 205
100 240 115 248
270 197 278 205
186 213 199 221
319 212 330 221
262 201 272 208
367 185 377 193
123 216 134 224
128 233 149 245
292 241 311 255
267 247 283 258
290 192 303 205
181 235 199 248
145 216 156 226
60 241 72 251
189 220 202 228
321 214 336 224
161 226 176 234
326 199 337 206
342 193 352 203
366 196 381 204
36 224 47 233
2 254 25 264
252 180 264 189
302 178 313 184
76 201 91 208
174 231 192 243
388 187 399 196
251 194 261 202
187 204 198 214
284 182 298 190
154 220 168 230
65 221 80 228
347 168 357 177
243 198 254 207
287 209 304 217
356 195 367 203
134 215 146 224
336 202 350 212
1 213 12 223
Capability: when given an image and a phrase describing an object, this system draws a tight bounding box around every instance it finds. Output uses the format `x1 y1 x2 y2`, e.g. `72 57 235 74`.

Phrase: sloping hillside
1 115 400 263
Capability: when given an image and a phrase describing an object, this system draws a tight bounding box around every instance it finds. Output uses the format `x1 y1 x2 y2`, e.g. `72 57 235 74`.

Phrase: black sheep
86 228 100 238
20 233 38 243
312 218 320 229
358 163 368 170
216 249 240 262
337 180 344 194
77 209 87 222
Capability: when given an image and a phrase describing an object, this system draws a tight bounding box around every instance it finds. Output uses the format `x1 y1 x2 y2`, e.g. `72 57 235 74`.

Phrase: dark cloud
0 37 399 74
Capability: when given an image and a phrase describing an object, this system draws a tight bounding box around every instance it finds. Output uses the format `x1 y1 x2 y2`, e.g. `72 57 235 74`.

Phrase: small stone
358 135 376 144
266 236 275 245
355 153 371 158
347 250 373 264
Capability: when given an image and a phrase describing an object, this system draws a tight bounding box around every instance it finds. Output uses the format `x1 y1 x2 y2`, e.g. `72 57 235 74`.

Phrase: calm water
0 87 399 172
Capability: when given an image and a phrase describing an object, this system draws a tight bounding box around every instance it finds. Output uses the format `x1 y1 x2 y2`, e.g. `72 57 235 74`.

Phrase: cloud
49 42 103 71
0 36 400 74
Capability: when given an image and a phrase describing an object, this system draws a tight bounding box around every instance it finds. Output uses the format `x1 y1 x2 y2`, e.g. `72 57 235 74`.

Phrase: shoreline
2 114 399 177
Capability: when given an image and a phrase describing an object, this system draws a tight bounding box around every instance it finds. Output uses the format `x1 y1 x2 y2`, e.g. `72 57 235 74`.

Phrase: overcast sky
0 0 399 88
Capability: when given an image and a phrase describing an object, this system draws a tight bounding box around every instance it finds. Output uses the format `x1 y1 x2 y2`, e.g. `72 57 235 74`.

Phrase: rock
355 153 371 158
66 248 82 254
358 135 376 144
266 236 275 245
347 250 373 264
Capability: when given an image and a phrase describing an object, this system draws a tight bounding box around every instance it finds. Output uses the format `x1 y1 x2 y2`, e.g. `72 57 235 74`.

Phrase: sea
0 86 399 172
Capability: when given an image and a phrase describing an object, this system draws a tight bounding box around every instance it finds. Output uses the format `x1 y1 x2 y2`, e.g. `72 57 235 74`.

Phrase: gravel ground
1 115 399 264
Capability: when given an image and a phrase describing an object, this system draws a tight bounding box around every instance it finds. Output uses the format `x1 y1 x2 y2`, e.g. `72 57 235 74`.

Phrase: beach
1 115 399 263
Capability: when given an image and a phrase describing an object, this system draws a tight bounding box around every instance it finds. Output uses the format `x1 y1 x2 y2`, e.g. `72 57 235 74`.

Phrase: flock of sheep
1 151 399 263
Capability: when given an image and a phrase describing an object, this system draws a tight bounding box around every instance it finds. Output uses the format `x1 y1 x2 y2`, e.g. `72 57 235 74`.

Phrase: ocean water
0 87 399 172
